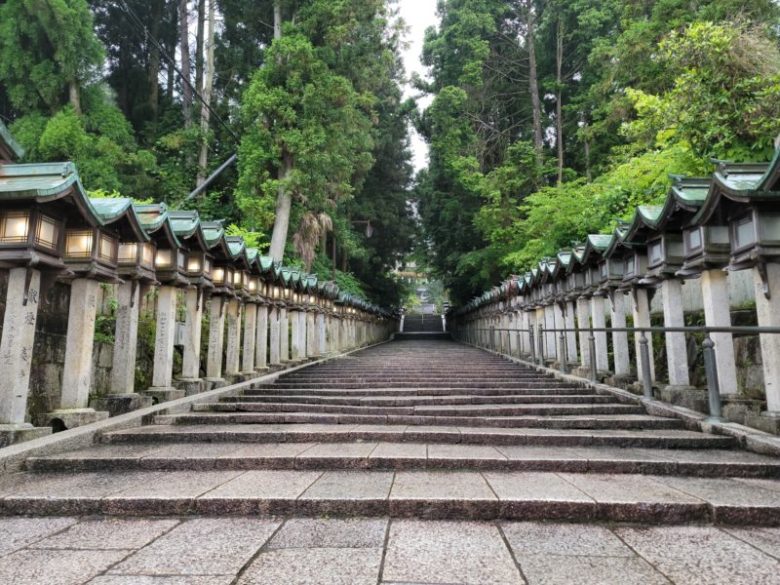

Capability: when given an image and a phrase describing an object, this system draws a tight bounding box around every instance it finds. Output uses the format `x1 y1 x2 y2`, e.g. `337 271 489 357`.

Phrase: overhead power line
116 0 240 144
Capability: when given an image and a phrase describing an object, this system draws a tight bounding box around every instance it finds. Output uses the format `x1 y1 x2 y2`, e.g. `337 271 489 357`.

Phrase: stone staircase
402 313 443 333
3 339 780 524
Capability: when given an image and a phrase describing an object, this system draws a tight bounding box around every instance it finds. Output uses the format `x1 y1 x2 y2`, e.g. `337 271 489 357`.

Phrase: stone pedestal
631 287 655 382
661 279 690 387
180 288 204 382
591 296 609 373
755 263 780 415
61 278 101 410
146 284 181 399
269 306 281 366
0 267 42 426
576 298 591 368
110 280 140 394
610 291 630 377
44 408 109 431
660 385 707 413
255 305 269 370
745 412 780 435
543 305 556 359
0 425 51 448
91 393 153 417
702 269 738 395
206 295 226 383
242 302 257 375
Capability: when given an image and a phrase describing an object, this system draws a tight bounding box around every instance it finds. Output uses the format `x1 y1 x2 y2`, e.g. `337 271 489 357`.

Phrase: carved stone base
175 378 206 397
660 385 707 413
42 408 109 431
745 411 780 435
144 387 186 405
204 378 229 391
0 424 51 447
91 393 153 417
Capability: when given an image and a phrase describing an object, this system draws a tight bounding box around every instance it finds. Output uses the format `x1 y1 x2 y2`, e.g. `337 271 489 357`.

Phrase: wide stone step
255 382 582 389
149 411 686 430
1 469 777 524
221 394 617 406
243 387 591 397
101 424 734 449
194 402 645 417
25 443 780 478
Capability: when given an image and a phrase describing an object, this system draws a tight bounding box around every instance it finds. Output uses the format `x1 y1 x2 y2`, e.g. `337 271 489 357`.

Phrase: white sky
397 0 439 173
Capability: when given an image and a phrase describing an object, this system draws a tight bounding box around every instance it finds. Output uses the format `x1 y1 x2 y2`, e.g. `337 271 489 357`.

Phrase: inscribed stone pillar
206 296 226 381
269 306 281 366
591 296 609 372
290 309 303 360
181 288 204 381
701 269 737 395
242 302 257 374
317 312 326 356
306 311 316 357
255 304 269 370
544 305 556 359
279 307 290 362
576 297 591 368
564 301 578 364
0 267 41 425
147 285 179 393
60 278 101 409
225 299 242 376
111 281 140 394
553 303 566 364
754 263 780 413
632 287 655 382
661 279 690 387
610 291 630 377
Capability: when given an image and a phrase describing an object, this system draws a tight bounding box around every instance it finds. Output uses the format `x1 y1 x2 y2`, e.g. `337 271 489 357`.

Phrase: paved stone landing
0 516 778 585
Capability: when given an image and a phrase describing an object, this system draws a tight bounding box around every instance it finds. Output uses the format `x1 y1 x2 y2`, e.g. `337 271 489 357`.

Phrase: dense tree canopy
416 0 780 304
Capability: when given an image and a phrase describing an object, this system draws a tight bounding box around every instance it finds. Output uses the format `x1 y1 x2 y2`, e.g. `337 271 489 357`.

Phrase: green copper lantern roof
89 197 149 241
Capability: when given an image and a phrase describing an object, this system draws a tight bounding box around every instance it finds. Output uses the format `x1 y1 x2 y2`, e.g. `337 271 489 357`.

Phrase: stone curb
0 339 392 473
461 341 780 458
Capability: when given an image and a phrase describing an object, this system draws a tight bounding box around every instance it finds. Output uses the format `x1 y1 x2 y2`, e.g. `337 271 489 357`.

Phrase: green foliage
0 0 104 112
225 224 268 251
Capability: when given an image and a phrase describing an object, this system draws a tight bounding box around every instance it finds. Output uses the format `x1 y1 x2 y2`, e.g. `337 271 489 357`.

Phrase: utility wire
117 0 240 144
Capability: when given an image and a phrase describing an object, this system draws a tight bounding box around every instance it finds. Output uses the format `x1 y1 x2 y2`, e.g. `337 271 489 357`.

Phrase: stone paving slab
0 517 78 556
237 547 383 585
0 516 777 584
615 525 780 585
382 520 523 585
107 518 280 576
0 548 130 585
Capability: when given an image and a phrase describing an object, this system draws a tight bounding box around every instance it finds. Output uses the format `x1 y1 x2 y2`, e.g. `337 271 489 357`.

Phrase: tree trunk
555 17 564 185
167 0 177 99
524 1 543 163
196 0 216 188
179 0 193 128
69 80 81 115
269 154 294 261
148 0 164 122
195 0 206 99
274 0 282 40
331 234 337 267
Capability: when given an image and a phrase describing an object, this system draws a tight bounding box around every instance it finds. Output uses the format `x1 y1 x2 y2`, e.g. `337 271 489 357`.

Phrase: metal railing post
639 332 653 399
529 327 536 362
559 330 567 373
589 329 597 382
702 335 724 421
490 326 496 351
